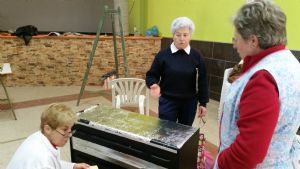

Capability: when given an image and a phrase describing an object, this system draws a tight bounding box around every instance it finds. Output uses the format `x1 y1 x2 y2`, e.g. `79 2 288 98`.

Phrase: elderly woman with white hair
146 17 209 126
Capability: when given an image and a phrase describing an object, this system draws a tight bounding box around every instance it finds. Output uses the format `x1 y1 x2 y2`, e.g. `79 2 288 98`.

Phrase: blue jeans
158 96 197 126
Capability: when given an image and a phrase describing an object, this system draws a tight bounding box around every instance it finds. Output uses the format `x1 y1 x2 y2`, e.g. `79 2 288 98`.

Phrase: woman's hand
197 106 207 118
150 84 161 98
73 163 90 169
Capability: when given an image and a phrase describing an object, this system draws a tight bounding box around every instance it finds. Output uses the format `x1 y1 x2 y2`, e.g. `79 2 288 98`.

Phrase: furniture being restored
71 104 199 169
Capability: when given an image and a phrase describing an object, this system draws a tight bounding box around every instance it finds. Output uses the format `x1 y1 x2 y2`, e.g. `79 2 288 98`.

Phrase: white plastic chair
110 78 149 115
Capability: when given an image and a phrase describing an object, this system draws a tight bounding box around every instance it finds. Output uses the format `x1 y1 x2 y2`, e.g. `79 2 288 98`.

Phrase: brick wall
0 36 161 86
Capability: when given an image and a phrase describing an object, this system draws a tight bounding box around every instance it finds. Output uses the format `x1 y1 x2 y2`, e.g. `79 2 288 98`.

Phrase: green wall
276 0 300 50
129 0 300 50
128 0 146 36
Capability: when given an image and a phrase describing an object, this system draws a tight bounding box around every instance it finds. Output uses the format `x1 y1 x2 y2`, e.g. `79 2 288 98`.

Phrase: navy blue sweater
146 47 209 106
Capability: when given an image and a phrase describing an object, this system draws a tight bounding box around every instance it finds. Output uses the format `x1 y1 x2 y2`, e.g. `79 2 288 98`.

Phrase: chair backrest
110 78 149 115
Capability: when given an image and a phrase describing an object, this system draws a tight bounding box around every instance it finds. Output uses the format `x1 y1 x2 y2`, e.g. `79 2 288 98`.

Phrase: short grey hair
233 0 287 49
171 17 195 35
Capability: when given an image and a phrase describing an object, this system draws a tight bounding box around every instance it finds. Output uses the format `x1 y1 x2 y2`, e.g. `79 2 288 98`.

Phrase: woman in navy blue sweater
146 17 209 126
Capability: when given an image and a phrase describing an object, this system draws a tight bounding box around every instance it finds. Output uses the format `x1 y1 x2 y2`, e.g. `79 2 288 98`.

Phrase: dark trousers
158 96 197 126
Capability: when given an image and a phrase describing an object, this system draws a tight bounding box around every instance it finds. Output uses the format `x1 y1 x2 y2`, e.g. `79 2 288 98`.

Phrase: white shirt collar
170 42 191 55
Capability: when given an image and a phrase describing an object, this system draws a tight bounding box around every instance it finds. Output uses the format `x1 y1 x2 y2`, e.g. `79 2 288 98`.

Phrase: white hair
170 17 195 35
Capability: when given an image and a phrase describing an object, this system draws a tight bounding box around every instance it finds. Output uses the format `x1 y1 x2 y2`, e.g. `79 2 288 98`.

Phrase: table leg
0 77 17 120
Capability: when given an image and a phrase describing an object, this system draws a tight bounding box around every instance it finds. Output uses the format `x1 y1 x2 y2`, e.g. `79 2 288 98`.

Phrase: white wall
0 0 115 33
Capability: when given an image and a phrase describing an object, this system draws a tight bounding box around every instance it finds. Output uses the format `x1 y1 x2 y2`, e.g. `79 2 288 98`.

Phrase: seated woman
6 103 90 169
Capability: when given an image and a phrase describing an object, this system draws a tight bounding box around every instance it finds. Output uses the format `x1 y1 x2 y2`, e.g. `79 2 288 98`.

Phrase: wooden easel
76 5 128 106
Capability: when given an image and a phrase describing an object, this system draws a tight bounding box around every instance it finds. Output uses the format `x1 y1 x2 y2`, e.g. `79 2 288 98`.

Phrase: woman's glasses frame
55 129 73 137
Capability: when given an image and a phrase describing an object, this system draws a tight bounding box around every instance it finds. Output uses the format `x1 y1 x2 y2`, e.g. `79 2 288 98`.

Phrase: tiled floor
0 86 220 168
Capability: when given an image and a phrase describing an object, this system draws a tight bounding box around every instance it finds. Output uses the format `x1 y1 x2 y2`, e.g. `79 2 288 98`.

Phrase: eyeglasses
55 129 73 137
